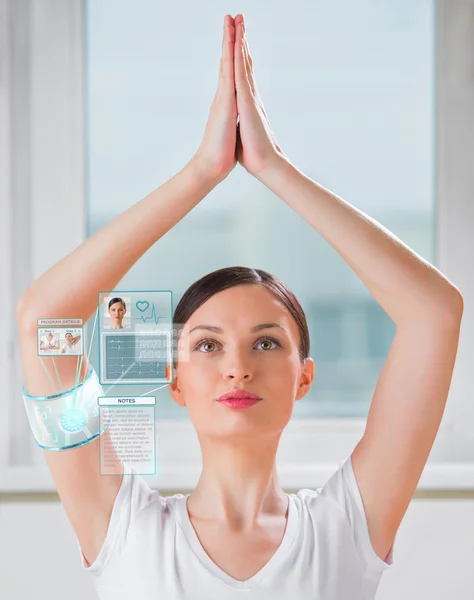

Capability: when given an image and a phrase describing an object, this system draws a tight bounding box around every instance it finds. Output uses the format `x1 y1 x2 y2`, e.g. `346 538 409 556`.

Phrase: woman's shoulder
122 467 180 515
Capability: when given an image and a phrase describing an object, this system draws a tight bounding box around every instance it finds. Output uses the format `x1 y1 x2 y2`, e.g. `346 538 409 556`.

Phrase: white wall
1 497 473 599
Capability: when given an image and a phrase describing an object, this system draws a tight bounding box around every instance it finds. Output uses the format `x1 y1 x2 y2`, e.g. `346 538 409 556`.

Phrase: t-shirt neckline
174 492 299 590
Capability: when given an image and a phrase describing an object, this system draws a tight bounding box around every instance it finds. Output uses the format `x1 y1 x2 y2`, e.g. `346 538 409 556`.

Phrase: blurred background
0 0 473 598
88 0 433 417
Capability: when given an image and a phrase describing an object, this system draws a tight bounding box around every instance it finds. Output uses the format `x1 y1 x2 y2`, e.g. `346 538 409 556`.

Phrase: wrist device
22 366 110 451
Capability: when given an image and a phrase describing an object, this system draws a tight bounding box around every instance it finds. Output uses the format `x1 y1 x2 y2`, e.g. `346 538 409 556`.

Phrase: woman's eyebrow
189 322 287 334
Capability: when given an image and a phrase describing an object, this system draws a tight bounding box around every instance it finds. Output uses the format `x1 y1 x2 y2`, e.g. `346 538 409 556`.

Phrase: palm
236 124 243 165
211 91 238 177
235 106 277 175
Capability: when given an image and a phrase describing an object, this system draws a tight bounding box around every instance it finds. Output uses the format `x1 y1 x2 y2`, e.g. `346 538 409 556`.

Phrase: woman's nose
223 351 254 380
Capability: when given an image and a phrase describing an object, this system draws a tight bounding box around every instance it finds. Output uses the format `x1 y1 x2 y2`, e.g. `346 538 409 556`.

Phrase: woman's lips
217 390 262 409
217 398 262 409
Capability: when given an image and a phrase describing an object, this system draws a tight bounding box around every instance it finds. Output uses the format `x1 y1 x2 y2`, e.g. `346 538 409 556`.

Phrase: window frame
1 0 473 493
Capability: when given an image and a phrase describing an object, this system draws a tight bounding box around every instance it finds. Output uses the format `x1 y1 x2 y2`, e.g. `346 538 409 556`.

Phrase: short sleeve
320 454 395 581
75 462 158 576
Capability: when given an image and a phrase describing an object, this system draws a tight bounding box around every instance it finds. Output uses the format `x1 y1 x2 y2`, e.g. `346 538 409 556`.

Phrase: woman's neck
188 434 287 529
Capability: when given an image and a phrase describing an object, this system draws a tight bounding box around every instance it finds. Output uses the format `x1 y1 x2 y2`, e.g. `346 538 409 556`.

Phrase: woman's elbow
16 292 38 334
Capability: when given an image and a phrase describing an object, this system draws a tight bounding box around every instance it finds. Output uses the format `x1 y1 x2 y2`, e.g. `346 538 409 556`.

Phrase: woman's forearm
17 158 218 327
256 158 463 326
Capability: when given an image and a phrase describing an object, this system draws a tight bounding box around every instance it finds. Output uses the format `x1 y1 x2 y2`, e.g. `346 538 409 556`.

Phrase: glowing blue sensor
59 407 88 433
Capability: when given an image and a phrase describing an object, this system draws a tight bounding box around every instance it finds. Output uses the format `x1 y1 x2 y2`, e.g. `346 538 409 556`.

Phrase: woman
60 332 82 354
39 331 60 352
16 14 463 600
105 297 128 329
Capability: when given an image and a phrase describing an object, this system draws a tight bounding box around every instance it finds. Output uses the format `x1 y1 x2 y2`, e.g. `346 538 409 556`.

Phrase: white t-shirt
40 334 59 349
75 457 395 599
61 340 81 353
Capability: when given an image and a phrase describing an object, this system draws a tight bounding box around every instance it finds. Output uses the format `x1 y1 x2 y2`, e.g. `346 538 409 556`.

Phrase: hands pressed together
194 14 287 183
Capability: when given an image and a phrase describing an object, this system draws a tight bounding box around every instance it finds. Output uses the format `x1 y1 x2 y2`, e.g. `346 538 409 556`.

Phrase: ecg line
104 361 137 394
134 303 167 325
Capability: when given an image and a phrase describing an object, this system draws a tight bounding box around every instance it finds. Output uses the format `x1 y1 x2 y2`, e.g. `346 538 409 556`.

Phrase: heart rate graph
104 334 168 384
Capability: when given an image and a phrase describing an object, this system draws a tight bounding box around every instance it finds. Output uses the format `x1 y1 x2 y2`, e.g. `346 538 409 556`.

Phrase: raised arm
15 14 239 569
18 159 220 390
232 14 462 319
17 15 239 394
232 14 463 572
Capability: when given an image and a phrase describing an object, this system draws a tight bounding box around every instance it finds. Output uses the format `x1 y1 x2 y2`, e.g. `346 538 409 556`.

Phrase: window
1 0 472 492
85 0 435 422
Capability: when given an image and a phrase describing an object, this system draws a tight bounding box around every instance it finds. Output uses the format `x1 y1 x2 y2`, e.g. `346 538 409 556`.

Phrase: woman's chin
197 418 278 439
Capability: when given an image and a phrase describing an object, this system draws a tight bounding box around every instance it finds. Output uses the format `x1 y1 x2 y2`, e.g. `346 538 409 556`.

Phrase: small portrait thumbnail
102 295 131 330
60 329 83 355
38 329 61 354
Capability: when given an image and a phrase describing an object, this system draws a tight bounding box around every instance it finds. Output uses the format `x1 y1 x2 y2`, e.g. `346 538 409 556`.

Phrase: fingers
235 16 271 122
242 34 257 98
234 15 253 98
233 13 280 155
238 19 254 80
235 16 265 111
219 15 235 90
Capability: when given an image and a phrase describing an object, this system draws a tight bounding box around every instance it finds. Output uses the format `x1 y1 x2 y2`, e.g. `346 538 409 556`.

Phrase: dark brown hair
172 266 310 365
108 297 126 311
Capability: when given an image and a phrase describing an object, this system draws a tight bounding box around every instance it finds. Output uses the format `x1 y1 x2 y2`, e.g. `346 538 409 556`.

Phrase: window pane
85 0 434 418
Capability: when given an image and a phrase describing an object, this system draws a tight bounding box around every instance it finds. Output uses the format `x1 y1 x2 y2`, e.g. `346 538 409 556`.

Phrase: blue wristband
22 367 110 451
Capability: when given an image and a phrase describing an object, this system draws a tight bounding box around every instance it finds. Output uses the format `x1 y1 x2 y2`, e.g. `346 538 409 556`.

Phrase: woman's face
169 284 314 439
65 333 73 344
108 301 126 322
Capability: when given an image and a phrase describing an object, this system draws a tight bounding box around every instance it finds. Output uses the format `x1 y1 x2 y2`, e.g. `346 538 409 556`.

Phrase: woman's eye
199 341 216 353
258 339 277 350
194 337 280 353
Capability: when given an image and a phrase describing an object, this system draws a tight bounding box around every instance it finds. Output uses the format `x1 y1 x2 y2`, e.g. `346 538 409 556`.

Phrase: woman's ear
295 357 315 401
167 365 186 407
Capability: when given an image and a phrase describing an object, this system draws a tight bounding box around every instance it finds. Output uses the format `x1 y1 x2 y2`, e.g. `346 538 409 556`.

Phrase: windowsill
1 462 473 494
2 417 466 493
